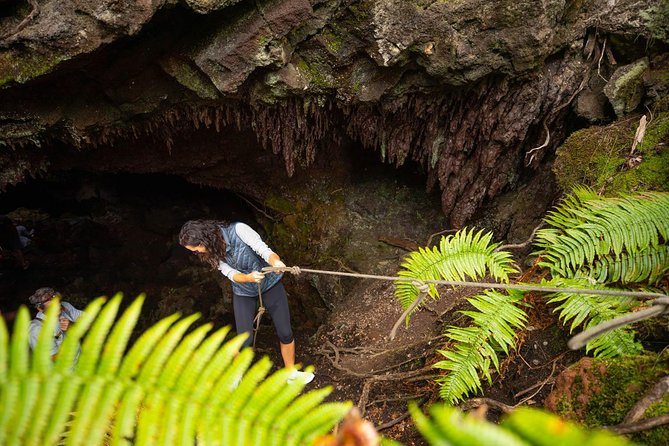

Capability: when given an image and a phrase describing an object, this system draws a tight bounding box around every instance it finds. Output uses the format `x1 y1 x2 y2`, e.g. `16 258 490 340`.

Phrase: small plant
0 295 350 445
535 188 669 356
394 228 527 403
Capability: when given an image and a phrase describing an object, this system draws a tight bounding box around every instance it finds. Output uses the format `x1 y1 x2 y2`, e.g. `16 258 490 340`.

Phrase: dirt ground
250 266 584 445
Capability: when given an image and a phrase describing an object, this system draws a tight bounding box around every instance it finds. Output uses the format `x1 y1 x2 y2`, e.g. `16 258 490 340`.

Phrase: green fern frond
0 295 349 445
536 189 669 279
409 402 635 446
584 245 669 285
546 278 643 358
434 290 527 404
409 402 528 446
395 228 518 318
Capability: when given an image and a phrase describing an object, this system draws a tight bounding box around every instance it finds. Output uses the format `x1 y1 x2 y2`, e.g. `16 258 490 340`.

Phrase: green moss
639 397 669 445
553 352 669 444
295 56 335 89
321 28 343 54
259 188 346 266
640 3 669 43
159 56 220 99
0 49 69 87
553 113 669 194
584 352 669 443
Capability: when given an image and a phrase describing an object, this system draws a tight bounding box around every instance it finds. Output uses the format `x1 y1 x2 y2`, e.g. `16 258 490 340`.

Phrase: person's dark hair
178 220 229 269
28 287 60 309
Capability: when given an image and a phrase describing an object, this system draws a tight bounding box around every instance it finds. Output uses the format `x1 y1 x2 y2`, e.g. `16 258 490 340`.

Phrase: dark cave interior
0 171 255 331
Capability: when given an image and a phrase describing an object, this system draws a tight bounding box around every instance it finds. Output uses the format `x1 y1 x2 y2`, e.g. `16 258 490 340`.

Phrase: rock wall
0 0 666 226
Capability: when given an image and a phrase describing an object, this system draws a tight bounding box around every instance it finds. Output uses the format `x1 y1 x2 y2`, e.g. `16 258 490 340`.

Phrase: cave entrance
0 171 262 333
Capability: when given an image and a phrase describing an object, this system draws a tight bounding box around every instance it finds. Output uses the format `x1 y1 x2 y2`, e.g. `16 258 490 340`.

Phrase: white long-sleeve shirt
218 223 275 281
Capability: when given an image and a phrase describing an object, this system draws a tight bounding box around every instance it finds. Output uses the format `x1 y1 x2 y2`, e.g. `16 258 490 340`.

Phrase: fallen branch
426 228 458 247
525 120 551 166
389 282 430 340
515 361 557 406
624 375 669 423
606 414 669 435
378 236 419 252
630 115 647 156
357 367 435 416
459 398 515 414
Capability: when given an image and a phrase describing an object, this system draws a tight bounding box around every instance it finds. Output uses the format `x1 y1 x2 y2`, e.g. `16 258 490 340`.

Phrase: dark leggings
233 282 294 349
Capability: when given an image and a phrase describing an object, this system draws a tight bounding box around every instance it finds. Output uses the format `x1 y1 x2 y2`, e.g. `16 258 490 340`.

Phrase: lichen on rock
604 58 650 117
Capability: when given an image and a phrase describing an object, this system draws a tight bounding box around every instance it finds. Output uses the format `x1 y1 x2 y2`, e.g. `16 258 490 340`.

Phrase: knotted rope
252 282 266 349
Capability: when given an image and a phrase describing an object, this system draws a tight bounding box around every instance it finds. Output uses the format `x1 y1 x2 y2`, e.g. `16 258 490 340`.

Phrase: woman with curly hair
179 219 314 384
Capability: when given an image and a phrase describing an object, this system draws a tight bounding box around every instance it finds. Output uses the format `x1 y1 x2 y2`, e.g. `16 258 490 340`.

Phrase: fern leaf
6 374 39 444
0 297 349 445
289 402 353 446
271 387 333 446
24 376 61 444
583 245 669 285
435 290 527 404
9 308 30 378
97 294 143 376
136 313 200 386
31 301 59 374
109 384 143 446
117 313 180 380
536 189 669 281
395 228 518 322
0 313 7 380
156 322 213 390
546 278 643 357
172 325 231 395
77 295 121 377
54 298 105 374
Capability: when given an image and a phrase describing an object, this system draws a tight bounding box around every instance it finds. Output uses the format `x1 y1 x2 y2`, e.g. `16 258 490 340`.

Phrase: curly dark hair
178 220 229 269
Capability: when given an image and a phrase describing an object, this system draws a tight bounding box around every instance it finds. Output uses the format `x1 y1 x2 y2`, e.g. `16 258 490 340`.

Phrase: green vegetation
549 351 669 445
410 403 636 446
0 50 67 87
0 295 349 445
553 112 669 194
394 189 668 402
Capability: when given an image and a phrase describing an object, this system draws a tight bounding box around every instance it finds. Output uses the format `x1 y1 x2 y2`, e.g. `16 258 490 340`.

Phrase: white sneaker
287 370 315 385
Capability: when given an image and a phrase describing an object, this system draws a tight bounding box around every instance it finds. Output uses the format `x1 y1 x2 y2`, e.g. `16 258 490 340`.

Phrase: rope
252 282 266 349
259 265 669 349
260 266 668 300
568 297 669 350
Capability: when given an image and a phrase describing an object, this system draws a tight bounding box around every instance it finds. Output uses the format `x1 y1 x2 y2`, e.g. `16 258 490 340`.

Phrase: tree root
376 397 428 431
606 415 669 435
459 398 515 414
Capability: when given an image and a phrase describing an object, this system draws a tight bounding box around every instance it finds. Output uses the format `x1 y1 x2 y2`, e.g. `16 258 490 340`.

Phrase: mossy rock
603 58 649 118
553 112 669 195
545 351 669 445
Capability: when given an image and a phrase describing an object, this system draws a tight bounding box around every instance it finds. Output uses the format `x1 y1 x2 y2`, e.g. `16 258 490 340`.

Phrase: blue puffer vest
220 223 283 297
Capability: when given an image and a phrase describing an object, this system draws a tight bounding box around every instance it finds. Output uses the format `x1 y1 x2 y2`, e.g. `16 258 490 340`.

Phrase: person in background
28 287 83 360
179 219 314 384
0 215 28 269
